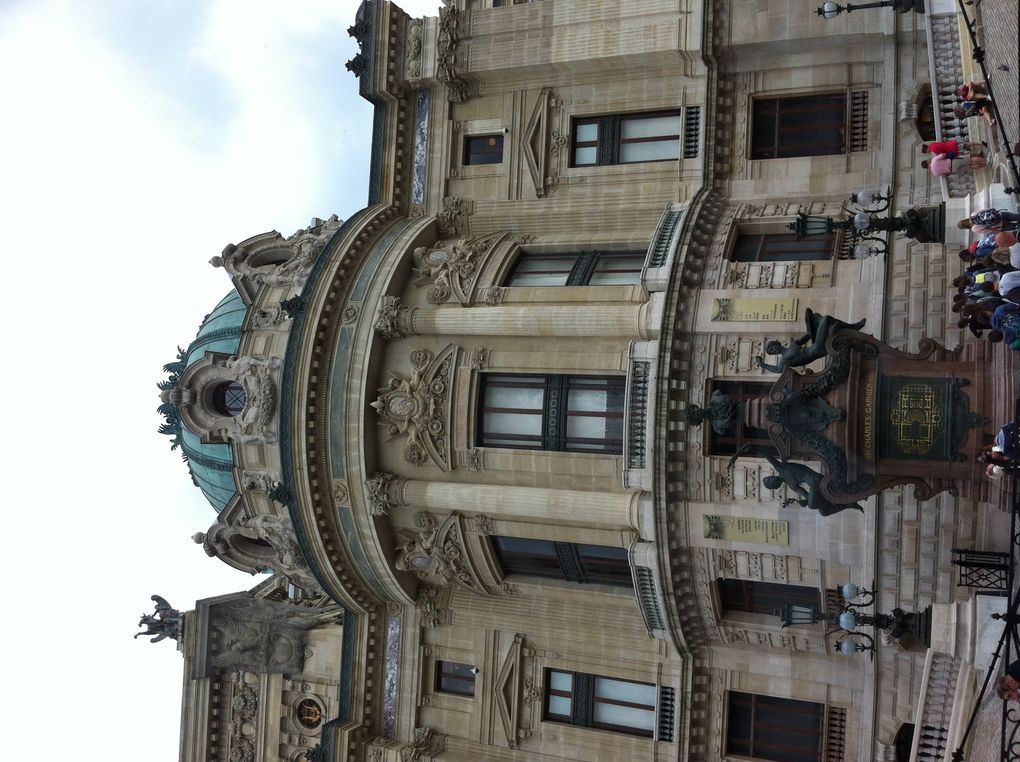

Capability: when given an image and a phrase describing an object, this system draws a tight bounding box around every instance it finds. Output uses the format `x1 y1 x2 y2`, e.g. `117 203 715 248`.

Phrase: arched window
212 381 246 416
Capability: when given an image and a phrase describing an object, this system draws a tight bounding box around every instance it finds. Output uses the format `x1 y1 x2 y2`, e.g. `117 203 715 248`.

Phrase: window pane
621 114 681 140
589 251 644 285
550 671 574 692
480 376 545 448
506 252 577 286
574 146 597 166
620 139 678 163
594 702 656 733
464 134 504 165
593 677 655 735
575 123 599 143
565 378 623 453
596 676 655 704
578 544 630 585
494 536 564 578
548 695 573 716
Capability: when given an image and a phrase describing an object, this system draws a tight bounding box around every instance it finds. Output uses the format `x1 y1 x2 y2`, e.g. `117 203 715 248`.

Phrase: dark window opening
717 579 820 616
505 249 644 287
436 660 476 696
730 233 834 263
493 536 631 587
213 381 246 417
726 692 824 762
464 134 504 165
751 95 846 160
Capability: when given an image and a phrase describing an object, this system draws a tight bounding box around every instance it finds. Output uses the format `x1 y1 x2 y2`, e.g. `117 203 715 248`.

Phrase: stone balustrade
925 12 977 200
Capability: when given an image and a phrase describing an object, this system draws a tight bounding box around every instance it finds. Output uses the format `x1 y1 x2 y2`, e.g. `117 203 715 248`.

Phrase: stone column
400 479 647 534
375 295 664 340
416 301 661 339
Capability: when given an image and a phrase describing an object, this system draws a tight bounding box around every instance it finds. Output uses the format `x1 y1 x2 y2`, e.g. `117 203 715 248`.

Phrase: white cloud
0 0 438 758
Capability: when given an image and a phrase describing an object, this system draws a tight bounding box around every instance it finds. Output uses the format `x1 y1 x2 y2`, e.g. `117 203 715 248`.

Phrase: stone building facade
152 1 1001 760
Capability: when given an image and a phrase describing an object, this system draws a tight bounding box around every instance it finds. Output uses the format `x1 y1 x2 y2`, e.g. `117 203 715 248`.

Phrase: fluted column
374 294 663 340
400 479 646 533
414 304 653 338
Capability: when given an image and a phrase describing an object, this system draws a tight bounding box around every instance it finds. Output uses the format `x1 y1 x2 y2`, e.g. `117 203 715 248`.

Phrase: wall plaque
703 516 789 545
711 297 799 322
878 377 954 461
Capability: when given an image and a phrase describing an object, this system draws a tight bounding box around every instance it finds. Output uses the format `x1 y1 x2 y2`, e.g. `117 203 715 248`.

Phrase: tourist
957 80 988 101
954 99 996 126
921 139 985 159
958 209 1020 235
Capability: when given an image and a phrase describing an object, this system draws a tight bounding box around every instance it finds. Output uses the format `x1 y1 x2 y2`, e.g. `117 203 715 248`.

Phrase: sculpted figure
685 389 741 435
755 309 866 373
134 594 182 642
762 454 863 517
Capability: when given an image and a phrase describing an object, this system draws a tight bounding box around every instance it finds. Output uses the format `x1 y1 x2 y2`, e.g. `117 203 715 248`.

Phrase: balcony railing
924 10 977 201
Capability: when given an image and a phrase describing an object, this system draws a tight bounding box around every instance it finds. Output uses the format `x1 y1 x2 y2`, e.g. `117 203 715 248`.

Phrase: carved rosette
370 345 457 470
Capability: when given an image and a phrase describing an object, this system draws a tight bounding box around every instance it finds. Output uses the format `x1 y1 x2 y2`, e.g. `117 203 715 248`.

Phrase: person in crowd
954 98 996 125
958 209 1020 235
957 80 987 101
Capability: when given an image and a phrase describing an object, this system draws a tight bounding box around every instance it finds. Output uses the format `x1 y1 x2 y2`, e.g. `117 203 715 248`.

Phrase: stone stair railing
925 11 977 200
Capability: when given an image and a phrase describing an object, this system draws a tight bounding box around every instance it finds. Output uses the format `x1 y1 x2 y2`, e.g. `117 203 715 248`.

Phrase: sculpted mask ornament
410 234 502 305
370 345 457 470
396 513 481 593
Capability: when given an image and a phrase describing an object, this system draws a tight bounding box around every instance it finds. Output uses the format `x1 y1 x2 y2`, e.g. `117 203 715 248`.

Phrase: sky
0 1 439 758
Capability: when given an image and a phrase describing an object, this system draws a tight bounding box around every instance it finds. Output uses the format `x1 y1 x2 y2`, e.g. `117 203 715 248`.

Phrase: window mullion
543 375 568 450
572 672 595 727
568 250 599 285
554 542 588 583
598 116 618 166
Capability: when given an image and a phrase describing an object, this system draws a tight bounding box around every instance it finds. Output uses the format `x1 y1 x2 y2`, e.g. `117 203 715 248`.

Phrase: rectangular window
546 669 657 737
572 111 681 167
493 537 632 587
731 233 834 263
479 374 624 454
435 660 476 696
705 381 776 458
751 95 846 160
717 579 820 616
505 249 644 287
464 134 505 165
726 692 824 762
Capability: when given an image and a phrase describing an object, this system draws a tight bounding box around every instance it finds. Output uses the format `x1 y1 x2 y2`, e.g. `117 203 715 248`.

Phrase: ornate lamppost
817 0 925 18
776 582 932 656
788 189 946 249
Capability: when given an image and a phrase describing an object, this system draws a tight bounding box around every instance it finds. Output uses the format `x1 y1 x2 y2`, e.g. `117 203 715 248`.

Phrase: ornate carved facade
149 2 1004 761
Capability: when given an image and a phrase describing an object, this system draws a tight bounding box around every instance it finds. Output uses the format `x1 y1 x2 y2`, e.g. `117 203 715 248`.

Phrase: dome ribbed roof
159 290 249 513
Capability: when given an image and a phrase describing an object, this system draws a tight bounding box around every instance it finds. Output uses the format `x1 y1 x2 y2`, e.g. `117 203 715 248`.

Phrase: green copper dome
159 290 249 513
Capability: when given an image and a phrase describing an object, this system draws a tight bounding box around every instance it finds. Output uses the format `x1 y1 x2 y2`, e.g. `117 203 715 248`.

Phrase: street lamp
775 582 932 655
817 0 926 18
851 188 891 212
788 196 946 246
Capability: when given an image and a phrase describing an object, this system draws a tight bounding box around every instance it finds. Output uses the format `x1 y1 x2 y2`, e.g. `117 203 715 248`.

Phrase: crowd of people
951 207 1020 349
